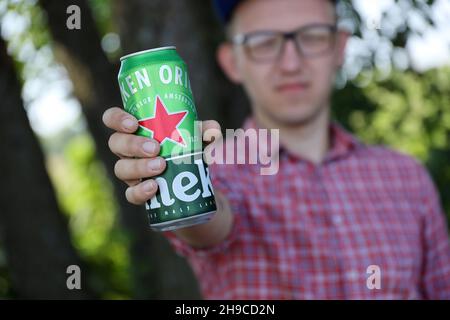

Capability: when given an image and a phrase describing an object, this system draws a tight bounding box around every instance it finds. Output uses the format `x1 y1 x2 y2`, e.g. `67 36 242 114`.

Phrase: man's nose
278 39 304 72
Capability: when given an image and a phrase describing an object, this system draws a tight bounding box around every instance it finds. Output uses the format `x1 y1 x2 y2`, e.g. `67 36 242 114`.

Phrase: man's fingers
114 157 166 181
124 179 142 187
125 179 158 205
103 107 139 133
108 132 160 158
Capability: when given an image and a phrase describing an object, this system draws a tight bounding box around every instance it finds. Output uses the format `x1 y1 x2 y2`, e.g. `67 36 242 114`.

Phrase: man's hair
220 0 339 38
215 0 339 27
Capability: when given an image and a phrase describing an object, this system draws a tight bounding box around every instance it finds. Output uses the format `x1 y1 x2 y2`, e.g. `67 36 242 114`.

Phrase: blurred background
0 0 449 299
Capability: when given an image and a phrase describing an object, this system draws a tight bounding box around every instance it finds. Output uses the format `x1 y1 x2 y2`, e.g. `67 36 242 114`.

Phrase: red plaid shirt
165 118 450 299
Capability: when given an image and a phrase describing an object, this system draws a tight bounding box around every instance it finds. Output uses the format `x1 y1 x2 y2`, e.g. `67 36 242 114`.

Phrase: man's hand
102 107 233 248
102 107 221 204
102 107 164 204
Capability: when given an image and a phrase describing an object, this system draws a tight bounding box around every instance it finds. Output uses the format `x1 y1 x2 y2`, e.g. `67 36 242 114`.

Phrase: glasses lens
296 26 335 56
245 33 283 61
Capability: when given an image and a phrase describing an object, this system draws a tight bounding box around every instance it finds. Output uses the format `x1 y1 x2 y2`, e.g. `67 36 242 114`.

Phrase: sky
354 0 450 71
1 0 450 137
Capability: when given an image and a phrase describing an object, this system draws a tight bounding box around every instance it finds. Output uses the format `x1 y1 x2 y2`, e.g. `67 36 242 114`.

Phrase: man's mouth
276 82 309 93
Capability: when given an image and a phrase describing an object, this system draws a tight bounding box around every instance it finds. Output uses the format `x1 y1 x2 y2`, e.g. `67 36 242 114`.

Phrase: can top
120 46 176 61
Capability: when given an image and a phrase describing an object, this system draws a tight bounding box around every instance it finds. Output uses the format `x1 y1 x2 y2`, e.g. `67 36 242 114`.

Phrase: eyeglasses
231 23 338 62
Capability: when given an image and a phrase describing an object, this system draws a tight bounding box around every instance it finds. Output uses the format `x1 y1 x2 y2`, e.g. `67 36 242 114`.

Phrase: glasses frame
231 23 338 62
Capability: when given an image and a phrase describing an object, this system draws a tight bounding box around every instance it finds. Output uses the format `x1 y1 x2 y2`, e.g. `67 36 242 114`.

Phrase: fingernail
122 118 135 130
142 180 156 193
142 141 156 154
148 158 163 171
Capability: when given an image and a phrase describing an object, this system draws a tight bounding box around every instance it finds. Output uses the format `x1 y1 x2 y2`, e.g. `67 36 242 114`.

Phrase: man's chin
267 107 322 127
273 115 316 127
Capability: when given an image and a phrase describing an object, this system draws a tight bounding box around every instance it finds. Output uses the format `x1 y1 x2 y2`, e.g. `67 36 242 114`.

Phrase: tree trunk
38 0 201 298
0 36 93 299
114 0 250 130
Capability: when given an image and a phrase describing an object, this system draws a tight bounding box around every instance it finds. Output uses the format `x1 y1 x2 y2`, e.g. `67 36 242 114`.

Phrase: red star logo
138 96 188 147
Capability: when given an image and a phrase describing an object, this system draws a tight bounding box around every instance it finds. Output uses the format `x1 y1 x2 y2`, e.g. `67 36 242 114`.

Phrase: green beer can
118 46 216 231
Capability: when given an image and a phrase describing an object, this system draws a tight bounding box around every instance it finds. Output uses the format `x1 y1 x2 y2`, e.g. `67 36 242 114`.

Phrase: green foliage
0 0 51 80
48 133 132 298
333 67 450 220
88 0 122 59
88 0 114 36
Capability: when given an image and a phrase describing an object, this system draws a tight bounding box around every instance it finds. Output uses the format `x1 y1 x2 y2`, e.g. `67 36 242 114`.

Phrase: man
102 0 450 299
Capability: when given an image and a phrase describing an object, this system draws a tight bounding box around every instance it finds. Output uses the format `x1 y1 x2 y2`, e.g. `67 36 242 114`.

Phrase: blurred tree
38 0 200 298
0 36 93 299
337 0 441 79
48 132 132 298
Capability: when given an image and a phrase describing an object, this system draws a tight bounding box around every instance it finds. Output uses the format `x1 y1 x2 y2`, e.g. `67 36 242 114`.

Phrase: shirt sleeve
163 163 246 259
418 167 450 299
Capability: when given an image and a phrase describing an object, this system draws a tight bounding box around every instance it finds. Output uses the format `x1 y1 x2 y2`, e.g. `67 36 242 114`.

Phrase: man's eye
299 32 330 44
248 35 279 50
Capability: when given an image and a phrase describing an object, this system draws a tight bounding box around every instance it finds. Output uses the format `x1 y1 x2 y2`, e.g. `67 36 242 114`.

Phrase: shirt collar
242 117 362 164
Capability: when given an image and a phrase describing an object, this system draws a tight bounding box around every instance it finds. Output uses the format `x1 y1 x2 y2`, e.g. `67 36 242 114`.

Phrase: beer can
118 46 217 231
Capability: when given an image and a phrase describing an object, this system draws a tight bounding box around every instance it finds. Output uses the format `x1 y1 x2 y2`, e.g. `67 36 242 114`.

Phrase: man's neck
254 107 331 164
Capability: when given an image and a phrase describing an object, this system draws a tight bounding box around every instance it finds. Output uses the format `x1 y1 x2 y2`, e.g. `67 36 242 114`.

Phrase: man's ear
335 30 350 68
217 43 242 83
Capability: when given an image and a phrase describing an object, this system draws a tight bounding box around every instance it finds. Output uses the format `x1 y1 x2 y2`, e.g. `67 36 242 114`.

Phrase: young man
102 0 450 299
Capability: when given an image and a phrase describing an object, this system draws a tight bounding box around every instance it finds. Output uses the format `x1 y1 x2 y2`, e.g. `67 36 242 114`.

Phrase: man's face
218 0 348 126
